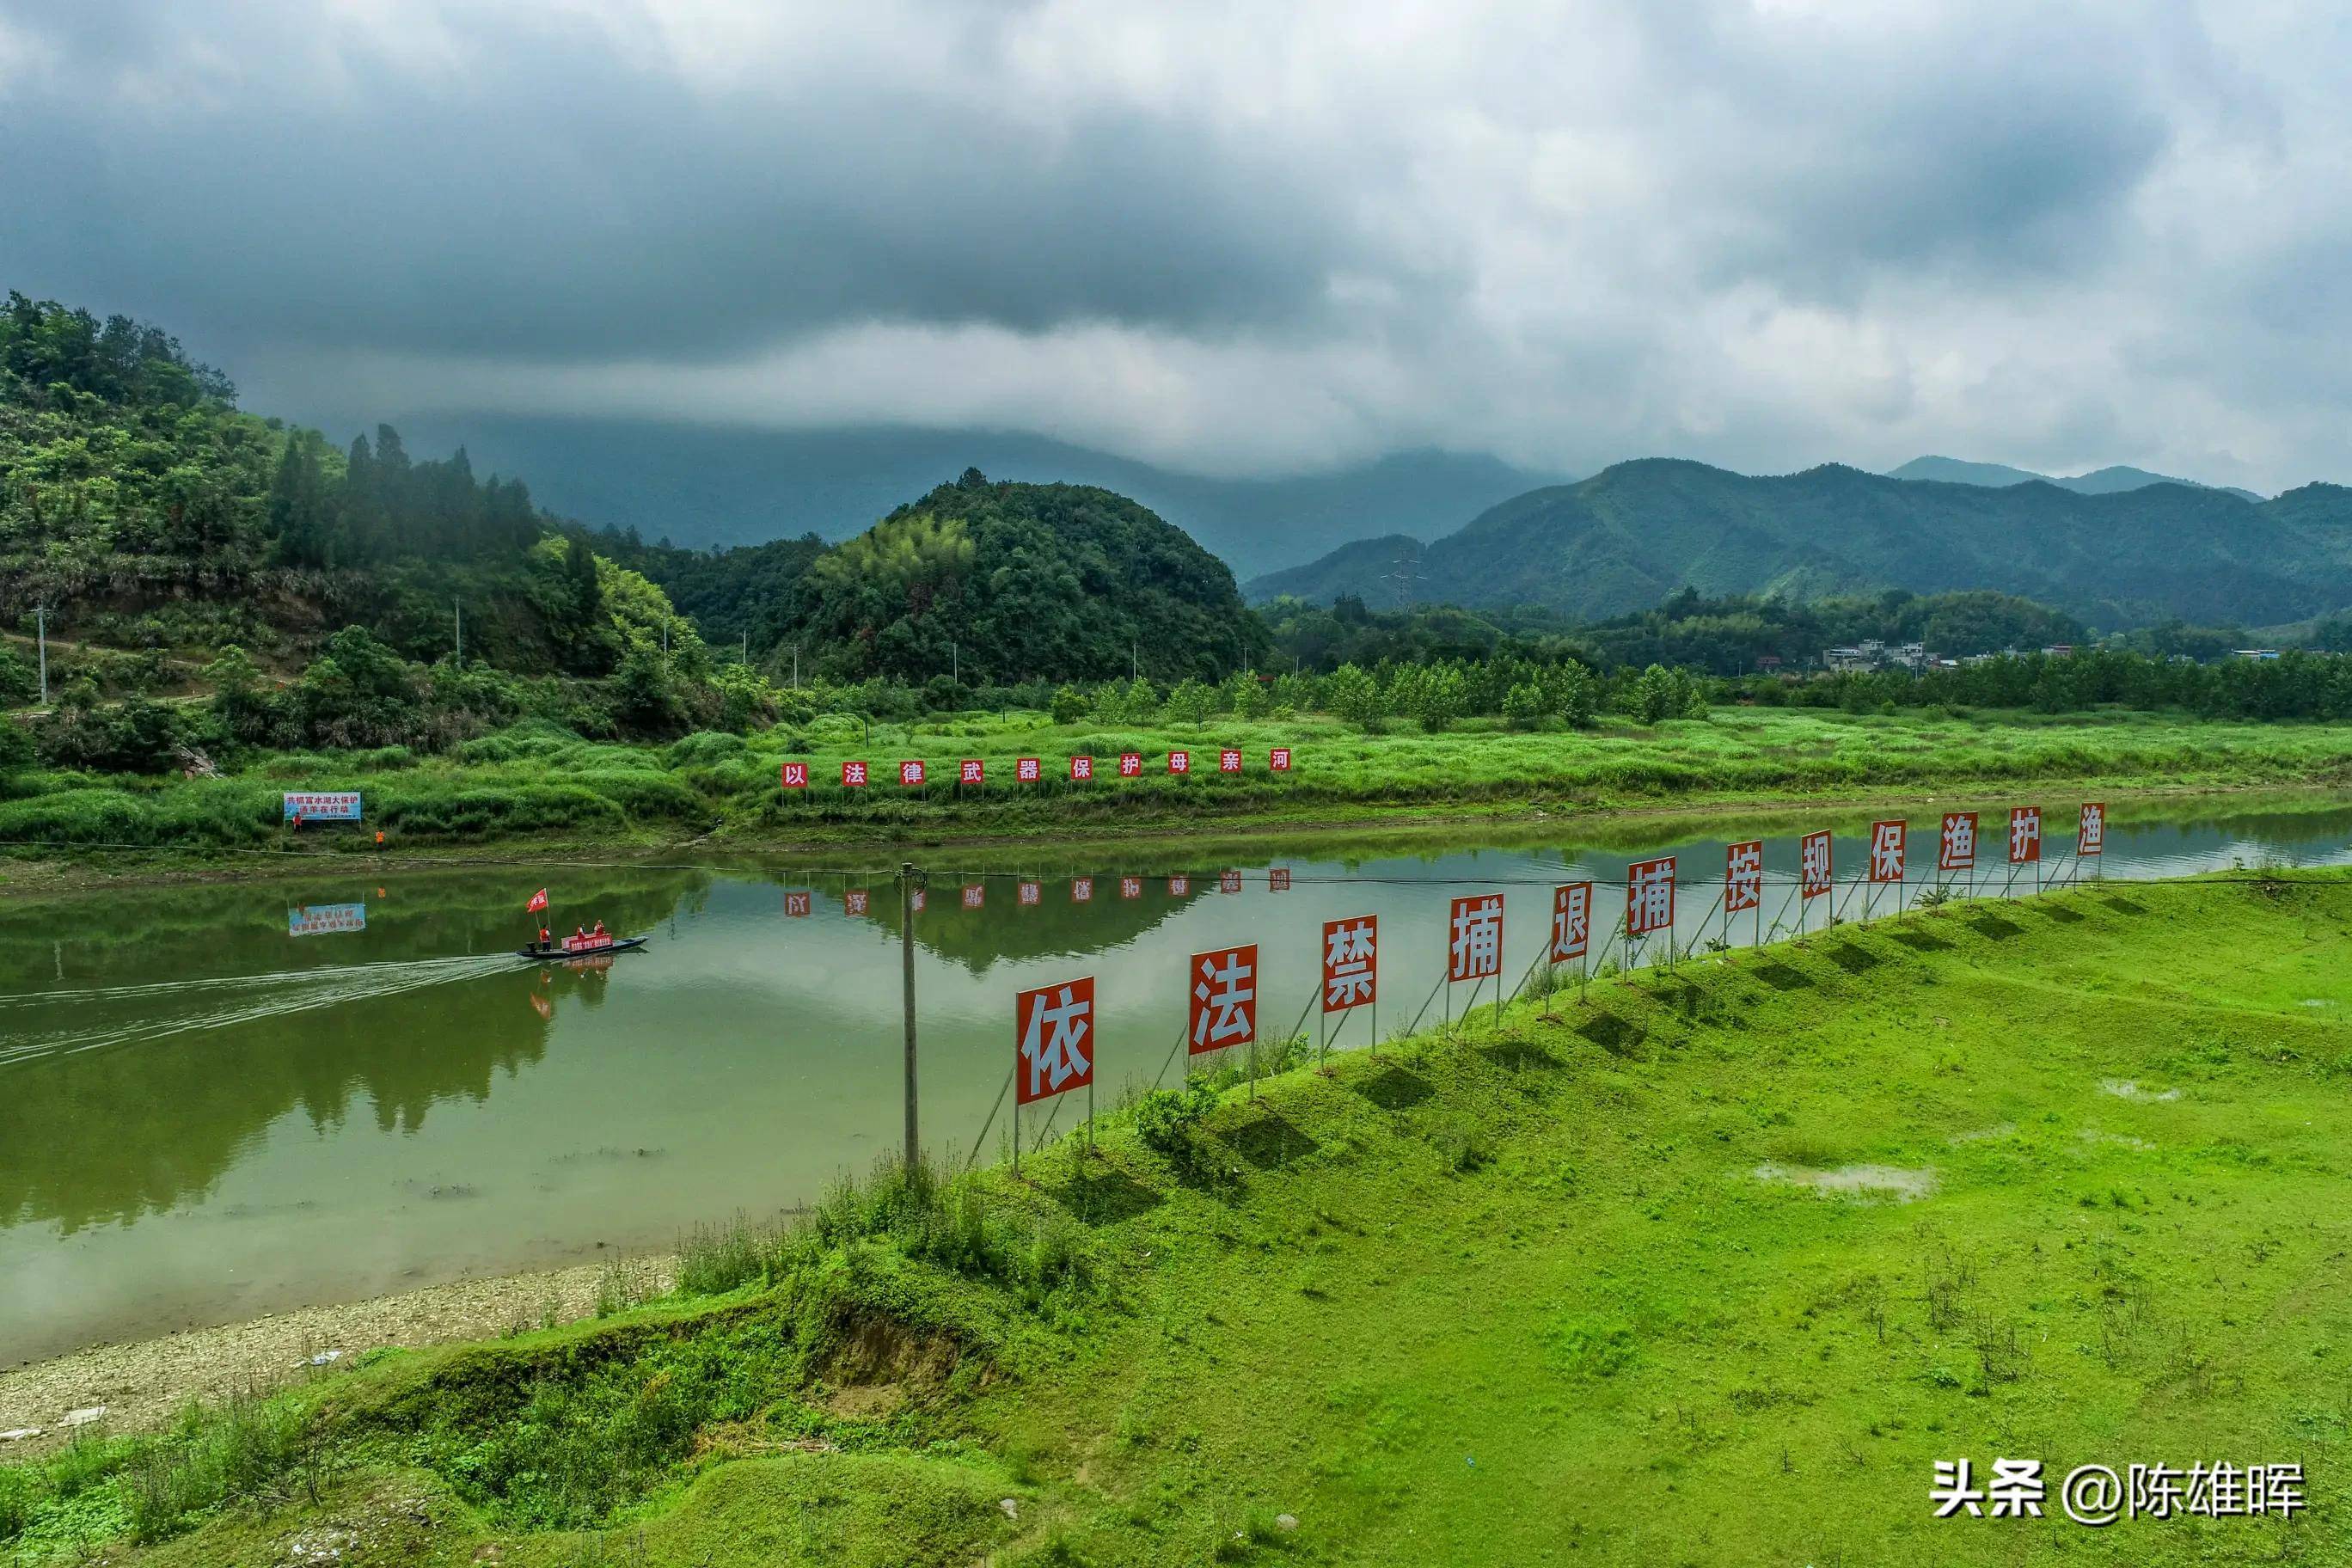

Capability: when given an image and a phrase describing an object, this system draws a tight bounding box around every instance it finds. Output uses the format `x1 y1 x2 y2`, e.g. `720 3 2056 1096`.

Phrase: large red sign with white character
1016 977 1095 1105
1322 916 1377 1012
1449 894 1504 981
1189 945 1259 1054
1626 857 1675 937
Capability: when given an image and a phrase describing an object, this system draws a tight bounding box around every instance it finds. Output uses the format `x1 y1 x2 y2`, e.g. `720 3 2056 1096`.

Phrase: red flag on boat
526 888 549 913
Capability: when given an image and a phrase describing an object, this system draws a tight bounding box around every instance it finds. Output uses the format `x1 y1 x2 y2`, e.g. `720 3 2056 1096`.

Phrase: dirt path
0 1254 674 1454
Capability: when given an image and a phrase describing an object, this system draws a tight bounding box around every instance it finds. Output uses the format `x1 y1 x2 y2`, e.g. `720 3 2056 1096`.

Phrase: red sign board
1169 750 1191 775
898 760 926 787
1069 756 1094 781
1868 820 1907 884
781 762 809 789
1219 869 1243 894
959 758 984 785
1119 876 1142 899
784 891 811 918
1322 916 1377 1012
2008 806 2043 864
1449 893 1504 981
1626 857 1675 937
962 884 984 910
841 760 869 787
1799 830 1833 899
1118 751 1143 777
1219 749 1244 774
1072 877 1094 903
2079 801 2105 857
1016 756 1042 783
1939 812 1978 872
910 889 927 913
1168 875 1191 896
1269 867 1291 891
1188 944 1259 1054
845 890 870 916
1018 880 1040 905
1015 977 1095 1105
1270 747 1293 771
1724 841 1763 915
1551 882 1593 960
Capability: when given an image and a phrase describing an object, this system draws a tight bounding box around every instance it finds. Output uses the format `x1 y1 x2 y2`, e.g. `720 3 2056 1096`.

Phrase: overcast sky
2 0 2344 493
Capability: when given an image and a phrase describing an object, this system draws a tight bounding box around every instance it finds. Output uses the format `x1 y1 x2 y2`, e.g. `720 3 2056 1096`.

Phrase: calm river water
3 796 2349 1364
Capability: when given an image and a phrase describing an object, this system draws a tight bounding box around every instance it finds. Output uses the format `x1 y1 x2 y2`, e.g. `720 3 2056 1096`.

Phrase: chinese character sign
1219 749 1243 773
1269 867 1291 891
1120 876 1142 899
1724 841 1763 915
845 890 870 916
1449 894 1504 981
1169 750 1191 775
959 758 985 785
1939 812 1977 872
1323 916 1377 1012
1869 820 1907 883
1018 880 1040 906
898 760 926 787
1069 756 1094 781
842 760 869 787
1270 747 1293 771
1169 875 1191 896
1016 756 1042 783
1626 857 1675 937
1800 830 1834 899
784 891 812 918
1551 882 1593 960
1189 945 1259 1053
1015 977 1095 1104
281 791 363 822
1219 869 1243 894
2079 801 2105 856
781 762 809 789
2009 806 2042 864
1072 877 1094 903
962 884 984 910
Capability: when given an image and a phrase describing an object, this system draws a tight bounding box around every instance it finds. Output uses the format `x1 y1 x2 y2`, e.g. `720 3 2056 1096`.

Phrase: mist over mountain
1247 459 2352 630
1885 455 2265 504
380 416 1560 580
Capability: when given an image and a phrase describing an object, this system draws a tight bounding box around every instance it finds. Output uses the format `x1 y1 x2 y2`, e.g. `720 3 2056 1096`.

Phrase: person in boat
591 920 608 941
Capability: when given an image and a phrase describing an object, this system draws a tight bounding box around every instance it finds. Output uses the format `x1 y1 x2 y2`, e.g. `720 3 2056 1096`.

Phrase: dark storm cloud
0 0 2340 491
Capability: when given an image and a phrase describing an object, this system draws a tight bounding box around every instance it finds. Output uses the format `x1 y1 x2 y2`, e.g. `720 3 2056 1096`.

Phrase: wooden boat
516 935 647 961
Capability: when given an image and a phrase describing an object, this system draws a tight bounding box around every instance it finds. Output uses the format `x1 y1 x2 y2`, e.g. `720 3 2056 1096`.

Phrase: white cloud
2 0 2346 493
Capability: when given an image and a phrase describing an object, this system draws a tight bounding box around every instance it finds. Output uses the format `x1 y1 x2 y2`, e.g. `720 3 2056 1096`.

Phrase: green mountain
1886 454 2264 504
1246 459 2352 628
616 470 1265 685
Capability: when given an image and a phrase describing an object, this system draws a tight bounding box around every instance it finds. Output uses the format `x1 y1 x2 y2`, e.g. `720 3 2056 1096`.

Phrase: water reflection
1 796 2346 1363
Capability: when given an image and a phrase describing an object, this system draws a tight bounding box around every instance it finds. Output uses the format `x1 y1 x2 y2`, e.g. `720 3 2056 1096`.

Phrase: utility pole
34 604 47 707
952 640 959 685
662 616 670 658
899 862 922 1171
1132 640 1138 682
740 630 749 665
453 598 462 665
792 646 799 687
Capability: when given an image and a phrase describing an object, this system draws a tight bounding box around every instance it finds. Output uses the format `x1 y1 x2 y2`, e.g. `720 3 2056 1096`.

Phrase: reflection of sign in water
282 791 362 822
288 903 367 936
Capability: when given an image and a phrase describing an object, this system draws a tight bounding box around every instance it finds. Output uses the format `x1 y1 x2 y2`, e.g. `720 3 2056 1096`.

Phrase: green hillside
1885 453 2265 502
1247 458 2352 628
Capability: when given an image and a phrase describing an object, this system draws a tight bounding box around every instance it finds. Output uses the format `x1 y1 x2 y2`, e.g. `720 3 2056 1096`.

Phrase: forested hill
608 471 1267 685
0 291 627 674
1246 459 2352 629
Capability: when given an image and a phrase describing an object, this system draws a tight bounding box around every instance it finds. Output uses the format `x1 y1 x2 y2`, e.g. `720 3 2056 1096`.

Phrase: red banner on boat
526 887 549 913
1868 820 1907 883
1449 893 1504 981
1626 857 1675 937
1188 944 1259 1054
1016 977 1095 1105
1939 812 1977 872
1322 916 1377 1012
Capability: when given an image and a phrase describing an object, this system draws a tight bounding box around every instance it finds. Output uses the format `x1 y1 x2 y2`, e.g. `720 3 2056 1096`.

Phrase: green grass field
5 871 2350 1565
5 705 2351 861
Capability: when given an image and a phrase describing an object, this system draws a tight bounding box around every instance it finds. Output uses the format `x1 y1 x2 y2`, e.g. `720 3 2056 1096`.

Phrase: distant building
2041 644 2076 658
2232 648 2282 660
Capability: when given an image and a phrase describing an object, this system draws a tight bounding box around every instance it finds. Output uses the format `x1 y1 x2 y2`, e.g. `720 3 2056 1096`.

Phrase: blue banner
283 791 363 822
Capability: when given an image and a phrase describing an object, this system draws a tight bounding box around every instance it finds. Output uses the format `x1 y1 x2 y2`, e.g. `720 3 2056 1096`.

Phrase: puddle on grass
1752 1162 1938 1201
2301 999 2335 1009
2100 1080 2182 1102
1950 1123 2016 1145
2079 1128 2155 1152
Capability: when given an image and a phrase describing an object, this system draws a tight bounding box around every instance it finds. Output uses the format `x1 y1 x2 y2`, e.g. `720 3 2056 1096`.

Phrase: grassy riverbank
5 706 2351 869
5 871 2350 1565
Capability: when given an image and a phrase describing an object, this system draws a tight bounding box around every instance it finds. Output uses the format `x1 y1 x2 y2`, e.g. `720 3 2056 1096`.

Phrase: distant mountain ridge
377 415 1564 579
1246 458 2352 629
1885 454 2264 504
